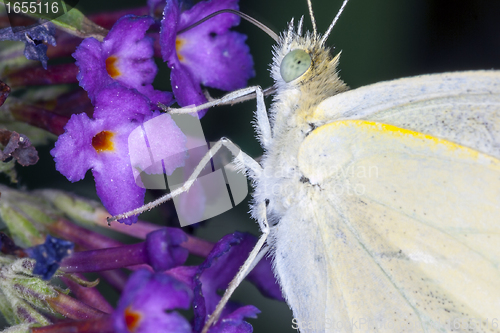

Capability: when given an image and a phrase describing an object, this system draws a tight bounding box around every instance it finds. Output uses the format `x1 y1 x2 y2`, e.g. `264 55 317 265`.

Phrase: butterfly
111 0 500 332
204 2 500 333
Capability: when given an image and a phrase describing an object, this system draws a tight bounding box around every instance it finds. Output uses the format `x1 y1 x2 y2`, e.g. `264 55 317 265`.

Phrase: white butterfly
111 0 500 332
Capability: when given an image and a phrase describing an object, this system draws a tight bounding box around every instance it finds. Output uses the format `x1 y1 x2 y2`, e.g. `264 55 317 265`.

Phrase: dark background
3 0 500 332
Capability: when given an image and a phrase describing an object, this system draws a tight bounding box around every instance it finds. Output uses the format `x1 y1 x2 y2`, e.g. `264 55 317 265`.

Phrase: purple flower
208 306 260 333
0 23 56 69
147 228 189 271
160 0 255 117
51 84 187 224
26 235 74 280
164 231 283 332
113 269 193 333
73 15 173 109
190 232 280 332
60 228 189 273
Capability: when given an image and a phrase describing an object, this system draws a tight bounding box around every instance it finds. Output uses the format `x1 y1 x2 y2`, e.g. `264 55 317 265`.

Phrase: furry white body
251 23 500 332
110 10 500 333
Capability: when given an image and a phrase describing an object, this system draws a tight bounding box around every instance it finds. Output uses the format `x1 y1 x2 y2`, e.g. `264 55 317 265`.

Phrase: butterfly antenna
320 0 349 45
178 9 279 42
306 0 317 38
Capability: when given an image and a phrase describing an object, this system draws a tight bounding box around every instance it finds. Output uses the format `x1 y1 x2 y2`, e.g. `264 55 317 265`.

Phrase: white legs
109 83 275 333
107 137 261 223
201 201 271 333
168 85 273 149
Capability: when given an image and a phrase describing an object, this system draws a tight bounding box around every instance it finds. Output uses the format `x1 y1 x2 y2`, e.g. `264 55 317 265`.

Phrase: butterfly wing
295 118 500 332
309 71 500 159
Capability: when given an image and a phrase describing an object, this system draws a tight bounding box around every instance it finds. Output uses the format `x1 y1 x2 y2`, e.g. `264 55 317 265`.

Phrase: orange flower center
105 55 121 78
92 131 114 152
176 38 185 62
124 306 142 332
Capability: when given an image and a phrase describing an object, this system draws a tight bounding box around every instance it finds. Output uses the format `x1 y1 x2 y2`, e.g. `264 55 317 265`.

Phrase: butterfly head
270 18 348 118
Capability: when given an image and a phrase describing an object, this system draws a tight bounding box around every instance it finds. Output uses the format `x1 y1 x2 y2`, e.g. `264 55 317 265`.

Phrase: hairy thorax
255 94 325 220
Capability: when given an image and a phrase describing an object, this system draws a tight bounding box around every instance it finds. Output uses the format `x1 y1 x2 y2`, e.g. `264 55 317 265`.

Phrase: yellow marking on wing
315 120 488 161
299 120 500 186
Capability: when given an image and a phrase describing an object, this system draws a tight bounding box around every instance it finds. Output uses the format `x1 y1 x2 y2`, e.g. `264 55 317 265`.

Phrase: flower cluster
108 231 277 333
0 0 280 332
51 83 184 225
50 0 254 225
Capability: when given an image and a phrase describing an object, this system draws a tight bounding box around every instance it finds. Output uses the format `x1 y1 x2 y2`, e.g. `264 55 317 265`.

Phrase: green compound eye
280 49 312 83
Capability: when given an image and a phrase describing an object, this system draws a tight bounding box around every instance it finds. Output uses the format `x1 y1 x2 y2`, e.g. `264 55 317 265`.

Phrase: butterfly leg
107 137 261 223
201 200 271 333
167 85 273 148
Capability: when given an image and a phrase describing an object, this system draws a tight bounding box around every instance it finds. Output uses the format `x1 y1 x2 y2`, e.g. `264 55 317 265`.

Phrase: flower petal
53 84 184 225
114 269 192 333
192 232 276 332
161 0 254 116
50 113 100 182
74 16 171 108
103 15 171 107
146 228 189 271
180 30 254 91
160 0 181 63
0 23 56 69
174 0 254 90
27 235 74 280
176 180 206 225
177 0 240 33
103 15 156 62
93 83 152 121
73 37 113 104
170 59 209 117
209 305 260 333
136 84 175 110
160 0 208 115
91 84 156 220
141 113 187 175
91 119 148 225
